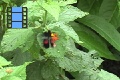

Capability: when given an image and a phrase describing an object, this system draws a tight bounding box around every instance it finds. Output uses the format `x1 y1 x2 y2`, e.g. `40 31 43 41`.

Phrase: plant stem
2 3 7 33
42 10 47 28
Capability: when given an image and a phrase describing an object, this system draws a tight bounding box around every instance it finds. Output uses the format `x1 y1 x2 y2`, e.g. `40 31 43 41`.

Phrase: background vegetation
0 0 120 80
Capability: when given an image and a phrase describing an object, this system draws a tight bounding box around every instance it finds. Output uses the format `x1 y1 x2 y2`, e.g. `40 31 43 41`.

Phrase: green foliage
1 28 35 53
0 56 28 80
78 15 120 56
0 0 120 80
0 56 11 67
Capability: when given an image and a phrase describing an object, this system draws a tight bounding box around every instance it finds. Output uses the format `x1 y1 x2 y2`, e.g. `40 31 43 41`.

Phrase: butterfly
43 30 58 48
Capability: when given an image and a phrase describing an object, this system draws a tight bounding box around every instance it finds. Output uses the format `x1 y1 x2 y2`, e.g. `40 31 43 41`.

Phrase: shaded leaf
99 0 118 21
78 15 120 54
70 21 116 60
77 0 96 12
41 60 61 80
26 61 43 80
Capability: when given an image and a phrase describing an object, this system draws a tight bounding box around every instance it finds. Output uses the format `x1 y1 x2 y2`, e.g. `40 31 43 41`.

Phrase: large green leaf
9 63 29 80
41 60 61 80
12 51 32 66
55 39 102 72
99 0 118 21
1 28 35 53
40 1 60 21
98 69 120 80
75 70 103 80
77 0 96 12
0 63 29 80
77 0 102 15
75 69 120 80
78 15 120 53
109 5 120 29
70 22 116 60
59 5 88 23
26 62 43 80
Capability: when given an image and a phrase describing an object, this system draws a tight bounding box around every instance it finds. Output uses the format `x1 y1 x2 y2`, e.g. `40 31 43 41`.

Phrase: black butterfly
43 30 58 48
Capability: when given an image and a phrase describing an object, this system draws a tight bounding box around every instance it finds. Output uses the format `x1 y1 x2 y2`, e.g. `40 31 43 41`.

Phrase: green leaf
23 1 45 26
77 0 96 12
77 0 103 15
55 39 101 72
0 63 29 80
75 70 103 80
9 63 29 80
12 51 32 66
1 28 35 53
109 5 120 29
78 15 120 53
99 0 118 21
70 22 116 60
0 56 11 67
26 61 44 80
40 1 60 21
37 27 67 57
75 69 120 80
28 41 40 59
59 5 88 23
1 76 22 80
41 60 61 80
98 69 120 80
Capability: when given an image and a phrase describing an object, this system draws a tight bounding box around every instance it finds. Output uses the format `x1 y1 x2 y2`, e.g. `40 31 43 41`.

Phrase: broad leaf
98 69 120 80
26 62 44 80
70 22 116 60
59 5 88 23
75 69 120 80
12 51 32 66
109 5 120 29
1 28 35 53
9 63 29 80
77 0 96 12
40 1 60 21
99 0 118 21
0 63 29 80
78 15 120 53
77 0 103 15
55 39 102 72
41 60 61 80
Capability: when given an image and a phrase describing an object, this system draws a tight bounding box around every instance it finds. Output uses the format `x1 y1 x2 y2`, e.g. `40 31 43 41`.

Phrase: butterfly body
43 30 58 48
